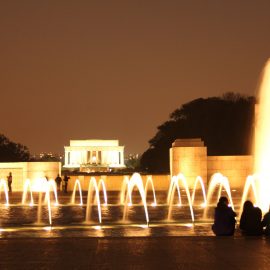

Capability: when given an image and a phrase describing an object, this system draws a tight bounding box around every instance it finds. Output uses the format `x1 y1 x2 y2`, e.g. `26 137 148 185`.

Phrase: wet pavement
0 236 270 269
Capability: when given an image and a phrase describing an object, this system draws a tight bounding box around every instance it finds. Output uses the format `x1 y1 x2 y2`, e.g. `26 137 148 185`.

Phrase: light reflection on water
0 223 217 238
0 191 243 238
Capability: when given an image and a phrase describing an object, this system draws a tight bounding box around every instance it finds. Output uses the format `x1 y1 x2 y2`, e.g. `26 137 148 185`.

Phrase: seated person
240 200 263 235
262 207 270 235
212 196 236 236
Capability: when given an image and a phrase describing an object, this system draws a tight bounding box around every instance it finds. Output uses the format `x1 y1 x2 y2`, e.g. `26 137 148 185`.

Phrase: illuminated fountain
2 60 270 234
0 179 9 206
120 176 132 205
167 174 194 222
123 173 149 223
22 179 34 206
203 173 234 219
239 175 258 214
96 179 107 206
191 176 207 207
85 177 102 224
71 179 83 206
35 178 57 225
44 179 59 206
167 175 181 206
254 59 270 212
144 176 157 206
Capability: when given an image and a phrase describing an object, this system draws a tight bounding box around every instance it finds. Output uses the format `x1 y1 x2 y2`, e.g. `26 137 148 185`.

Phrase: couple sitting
212 196 270 236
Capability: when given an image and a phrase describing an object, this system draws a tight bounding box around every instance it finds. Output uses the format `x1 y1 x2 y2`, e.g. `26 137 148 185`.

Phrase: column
65 151 68 166
120 151 124 166
90 150 92 164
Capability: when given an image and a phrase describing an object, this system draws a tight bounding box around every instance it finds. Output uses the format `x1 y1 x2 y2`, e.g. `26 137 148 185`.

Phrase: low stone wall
0 162 61 191
66 174 171 192
207 156 253 188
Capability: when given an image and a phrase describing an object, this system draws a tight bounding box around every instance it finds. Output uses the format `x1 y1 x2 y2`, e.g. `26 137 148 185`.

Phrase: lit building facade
63 140 125 171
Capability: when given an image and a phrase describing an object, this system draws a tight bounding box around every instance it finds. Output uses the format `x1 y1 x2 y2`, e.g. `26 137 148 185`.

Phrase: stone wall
207 156 253 188
0 162 61 191
170 139 254 189
66 174 171 192
170 138 207 187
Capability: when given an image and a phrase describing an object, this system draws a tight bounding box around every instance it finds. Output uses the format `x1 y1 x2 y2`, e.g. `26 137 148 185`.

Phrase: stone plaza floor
0 236 270 270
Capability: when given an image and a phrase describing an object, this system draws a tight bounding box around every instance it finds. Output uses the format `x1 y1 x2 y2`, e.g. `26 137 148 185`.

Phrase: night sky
1 1 270 156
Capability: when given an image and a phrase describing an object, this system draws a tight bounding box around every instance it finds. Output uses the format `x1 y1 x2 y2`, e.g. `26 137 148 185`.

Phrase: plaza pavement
0 236 270 270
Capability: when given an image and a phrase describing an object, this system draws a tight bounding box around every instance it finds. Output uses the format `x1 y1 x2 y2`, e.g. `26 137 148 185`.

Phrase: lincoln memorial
63 139 125 172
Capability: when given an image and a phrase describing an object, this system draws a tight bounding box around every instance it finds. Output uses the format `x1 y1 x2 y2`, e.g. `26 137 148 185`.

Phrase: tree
140 93 256 173
31 153 61 162
0 134 30 162
125 154 141 171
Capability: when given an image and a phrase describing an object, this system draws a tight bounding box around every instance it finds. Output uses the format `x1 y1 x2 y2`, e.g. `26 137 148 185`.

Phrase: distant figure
55 174 62 191
212 196 236 236
240 200 263 235
63 174 70 193
45 176 49 181
7 172 12 193
262 207 270 235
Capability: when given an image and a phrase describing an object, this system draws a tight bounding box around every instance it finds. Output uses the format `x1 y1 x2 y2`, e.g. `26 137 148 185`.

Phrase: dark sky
1 1 270 156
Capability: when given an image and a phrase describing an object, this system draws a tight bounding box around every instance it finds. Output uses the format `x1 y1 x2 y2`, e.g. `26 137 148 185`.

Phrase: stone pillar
65 151 68 166
120 151 124 166
170 138 207 188
90 151 93 164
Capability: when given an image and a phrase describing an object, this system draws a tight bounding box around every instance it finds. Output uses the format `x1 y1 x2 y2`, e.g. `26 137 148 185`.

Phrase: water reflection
0 190 244 238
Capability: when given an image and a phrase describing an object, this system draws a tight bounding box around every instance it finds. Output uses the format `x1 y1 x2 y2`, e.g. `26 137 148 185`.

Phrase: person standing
7 172 12 193
55 174 62 192
63 174 70 193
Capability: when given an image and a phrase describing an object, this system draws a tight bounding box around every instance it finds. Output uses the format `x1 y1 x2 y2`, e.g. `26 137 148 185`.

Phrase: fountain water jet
120 176 132 205
203 173 234 219
85 177 102 224
96 179 108 206
36 179 53 225
254 59 270 212
22 179 34 206
71 179 83 206
191 176 207 207
123 173 149 223
144 176 157 206
167 176 182 206
44 179 59 206
239 175 259 214
167 174 194 221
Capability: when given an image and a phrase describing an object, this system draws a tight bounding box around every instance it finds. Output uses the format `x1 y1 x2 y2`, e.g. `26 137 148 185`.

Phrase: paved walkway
0 237 270 269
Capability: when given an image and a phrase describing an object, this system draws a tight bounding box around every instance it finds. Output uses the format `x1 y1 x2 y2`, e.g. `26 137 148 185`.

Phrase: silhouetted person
262 207 270 235
212 196 236 236
55 174 62 191
63 174 70 193
7 172 12 193
240 200 263 235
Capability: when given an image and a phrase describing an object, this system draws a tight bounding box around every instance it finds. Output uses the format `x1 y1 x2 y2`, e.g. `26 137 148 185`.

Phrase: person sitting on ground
212 196 236 236
240 200 263 235
262 206 270 235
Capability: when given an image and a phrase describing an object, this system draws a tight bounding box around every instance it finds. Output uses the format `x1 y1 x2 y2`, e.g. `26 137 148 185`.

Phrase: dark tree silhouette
140 93 256 173
0 134 30 162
